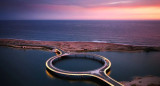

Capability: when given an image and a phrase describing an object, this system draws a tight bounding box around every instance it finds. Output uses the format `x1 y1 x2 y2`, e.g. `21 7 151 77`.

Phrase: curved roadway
46 49 124 86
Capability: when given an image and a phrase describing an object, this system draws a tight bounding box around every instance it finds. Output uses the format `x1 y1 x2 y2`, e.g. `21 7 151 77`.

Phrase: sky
0 0 160 20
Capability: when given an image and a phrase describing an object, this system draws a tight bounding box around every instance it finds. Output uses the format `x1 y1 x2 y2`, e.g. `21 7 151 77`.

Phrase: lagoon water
0 47 160 86
0 20 160 86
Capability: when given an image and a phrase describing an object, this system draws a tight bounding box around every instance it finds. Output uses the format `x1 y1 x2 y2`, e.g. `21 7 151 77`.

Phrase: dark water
0 20 160 85
0 47 160 86
0 20 160 46
54 57 103 72
0 47 97 86
92 51 160 81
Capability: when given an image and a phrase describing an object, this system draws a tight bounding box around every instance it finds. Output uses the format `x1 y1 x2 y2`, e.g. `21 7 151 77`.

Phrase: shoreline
121 76 160 86
1 39 160 85
0 39 160 52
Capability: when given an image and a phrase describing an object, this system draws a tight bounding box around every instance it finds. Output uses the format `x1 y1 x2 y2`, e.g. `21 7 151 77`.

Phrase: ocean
0 20 160 86
0 20 160 46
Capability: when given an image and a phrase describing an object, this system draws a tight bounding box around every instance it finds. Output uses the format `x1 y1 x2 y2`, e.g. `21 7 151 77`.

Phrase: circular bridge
46 49 124 86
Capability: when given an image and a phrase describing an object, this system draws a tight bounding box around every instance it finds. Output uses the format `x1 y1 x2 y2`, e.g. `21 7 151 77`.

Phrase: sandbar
0 39 160 52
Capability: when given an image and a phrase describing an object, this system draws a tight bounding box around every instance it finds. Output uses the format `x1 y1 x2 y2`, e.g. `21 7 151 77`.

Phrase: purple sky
1 0 160 20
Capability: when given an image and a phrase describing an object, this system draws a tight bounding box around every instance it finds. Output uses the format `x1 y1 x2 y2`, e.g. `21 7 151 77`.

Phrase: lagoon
0 46 160 86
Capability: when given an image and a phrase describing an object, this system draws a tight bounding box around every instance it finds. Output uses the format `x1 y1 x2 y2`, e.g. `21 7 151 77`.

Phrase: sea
0 20 160 86
0 20 160 46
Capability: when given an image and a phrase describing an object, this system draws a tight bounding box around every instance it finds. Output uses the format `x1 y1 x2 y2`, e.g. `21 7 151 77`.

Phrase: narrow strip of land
0 39 160 52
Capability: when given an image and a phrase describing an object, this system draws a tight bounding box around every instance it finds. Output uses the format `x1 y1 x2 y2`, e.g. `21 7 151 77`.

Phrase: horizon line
1 19 160 21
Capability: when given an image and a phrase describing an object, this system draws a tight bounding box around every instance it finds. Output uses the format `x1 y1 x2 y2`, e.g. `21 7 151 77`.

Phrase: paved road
46 49 124 86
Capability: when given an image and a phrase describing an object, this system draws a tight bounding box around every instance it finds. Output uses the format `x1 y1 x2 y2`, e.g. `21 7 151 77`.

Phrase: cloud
107 1 132 5
1 0 160 20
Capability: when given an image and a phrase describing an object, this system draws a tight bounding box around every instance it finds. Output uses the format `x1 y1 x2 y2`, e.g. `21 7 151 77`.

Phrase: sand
121 76 160 86
0 39 160 52
1 39 160 85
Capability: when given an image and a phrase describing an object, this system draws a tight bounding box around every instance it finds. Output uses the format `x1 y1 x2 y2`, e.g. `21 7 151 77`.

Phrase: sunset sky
1 0 160 20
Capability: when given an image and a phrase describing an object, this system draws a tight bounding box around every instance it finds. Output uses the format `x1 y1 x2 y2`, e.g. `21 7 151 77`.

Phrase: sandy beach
0 39 160 52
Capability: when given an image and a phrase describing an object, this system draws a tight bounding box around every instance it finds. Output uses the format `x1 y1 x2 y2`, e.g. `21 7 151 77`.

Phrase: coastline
1 38 160 86
121 76 160 86
0 39 160 52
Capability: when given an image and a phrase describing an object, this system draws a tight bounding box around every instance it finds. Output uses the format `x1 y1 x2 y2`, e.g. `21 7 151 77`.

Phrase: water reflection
45 70 55 79
1 47 160 86
45 69 111 86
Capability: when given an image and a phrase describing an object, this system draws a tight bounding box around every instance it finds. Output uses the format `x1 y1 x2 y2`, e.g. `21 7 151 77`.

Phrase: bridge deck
46 51 124 86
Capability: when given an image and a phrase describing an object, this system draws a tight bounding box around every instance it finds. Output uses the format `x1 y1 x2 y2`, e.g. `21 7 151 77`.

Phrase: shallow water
0 47 160 86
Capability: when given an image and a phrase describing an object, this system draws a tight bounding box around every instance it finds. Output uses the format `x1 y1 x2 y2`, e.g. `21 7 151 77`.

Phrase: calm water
0 47 160 86
0 20 160 46
0 20 160 86
54 57 103 72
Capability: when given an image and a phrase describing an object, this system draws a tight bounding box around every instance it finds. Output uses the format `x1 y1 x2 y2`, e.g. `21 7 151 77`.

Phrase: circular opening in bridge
52 54 104 72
